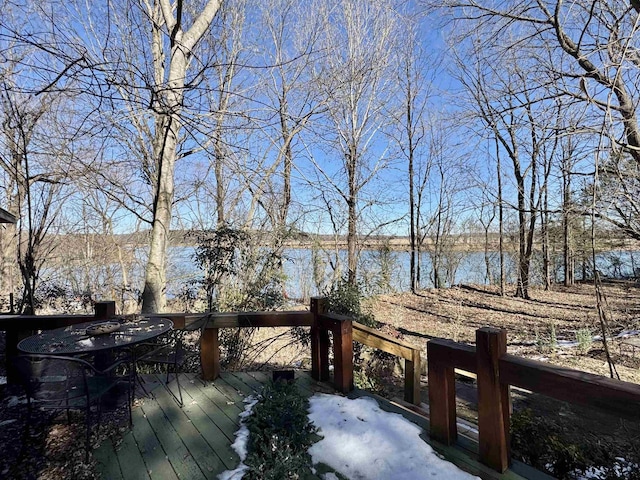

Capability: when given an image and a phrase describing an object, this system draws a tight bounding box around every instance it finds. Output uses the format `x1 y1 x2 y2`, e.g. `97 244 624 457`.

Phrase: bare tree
36 0 224 312
0 73 73 312
313 0 399 285
417 121 471 288
442 0 640 241
390 14 433 293
453 42 558 298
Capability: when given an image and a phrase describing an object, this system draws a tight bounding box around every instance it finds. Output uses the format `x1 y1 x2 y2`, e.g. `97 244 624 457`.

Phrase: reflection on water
51 245 640 302
154 247 640 300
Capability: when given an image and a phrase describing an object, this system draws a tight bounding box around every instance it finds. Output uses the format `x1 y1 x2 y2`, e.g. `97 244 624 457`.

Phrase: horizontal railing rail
353 322 422 405
427 327 640 473
499 353 640 420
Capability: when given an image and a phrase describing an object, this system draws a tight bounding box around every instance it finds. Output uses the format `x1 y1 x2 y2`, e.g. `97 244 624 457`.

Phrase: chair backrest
14 355 93 405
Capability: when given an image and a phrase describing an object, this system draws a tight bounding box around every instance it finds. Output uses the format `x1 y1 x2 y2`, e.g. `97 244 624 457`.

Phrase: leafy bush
244 380 318 479
534 323 559 354
511 408 588 477
324 276 398 393
325 276 377 328
511 409 640 479
190 226 286 368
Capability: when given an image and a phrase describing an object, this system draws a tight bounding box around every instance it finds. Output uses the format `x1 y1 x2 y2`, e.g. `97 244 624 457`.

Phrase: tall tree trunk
407 85 417 294
542 188 550 290
142 107 180 313
141 0 222 313
563 166 574 286
214 129 226 226
496 137 505 296
347 144 357 285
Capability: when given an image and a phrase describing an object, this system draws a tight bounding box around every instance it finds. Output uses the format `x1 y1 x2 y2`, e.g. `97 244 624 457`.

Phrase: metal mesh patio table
17 317 173 355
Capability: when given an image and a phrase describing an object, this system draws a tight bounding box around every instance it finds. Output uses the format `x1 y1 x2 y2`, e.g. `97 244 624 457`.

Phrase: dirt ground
368 281 640 384
366 281 640 477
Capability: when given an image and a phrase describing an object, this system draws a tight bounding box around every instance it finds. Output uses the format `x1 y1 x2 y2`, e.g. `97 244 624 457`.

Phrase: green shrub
511 409 588 477
534 323 559 354
550 323 558 352
575 328 592 354
325 276 377 328
244 380 318 479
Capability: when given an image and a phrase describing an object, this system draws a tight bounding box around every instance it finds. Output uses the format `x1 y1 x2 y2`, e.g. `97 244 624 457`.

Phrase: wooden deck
93 372 541 480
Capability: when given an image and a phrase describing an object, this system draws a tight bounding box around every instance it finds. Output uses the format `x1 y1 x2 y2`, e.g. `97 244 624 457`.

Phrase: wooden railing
427 327 640 473
151 297 422 403
352 322 422 405
2 298 422 403
148 297 356 394
0 301 118 383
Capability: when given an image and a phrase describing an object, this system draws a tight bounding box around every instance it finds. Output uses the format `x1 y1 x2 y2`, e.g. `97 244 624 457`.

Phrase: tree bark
141 0 222 313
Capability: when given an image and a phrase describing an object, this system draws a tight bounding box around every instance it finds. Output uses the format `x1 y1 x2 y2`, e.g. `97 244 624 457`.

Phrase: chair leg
163 370 184 407
136 372 152 398
175 372 183 407
158 360 183 407
127 373 133 427
85 404 92 463
97 400 103 434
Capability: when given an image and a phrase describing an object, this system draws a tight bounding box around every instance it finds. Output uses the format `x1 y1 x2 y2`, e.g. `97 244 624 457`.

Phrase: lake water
163 247 639 301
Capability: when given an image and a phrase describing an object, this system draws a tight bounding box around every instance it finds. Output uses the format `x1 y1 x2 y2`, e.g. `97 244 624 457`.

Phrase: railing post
94 301 116 320
405 349 422 405
427 339 457 445
311 297 329 381
476 327 510 473
332 318 353 393
201 327 220 381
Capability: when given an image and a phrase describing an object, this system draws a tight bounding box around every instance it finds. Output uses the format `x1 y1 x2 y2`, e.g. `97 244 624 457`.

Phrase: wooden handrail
207 311 314 328
353 323 416 359
426 338 476 373
427 328 640 474
500 353 640 420
353 323 422 405
148 311 314 329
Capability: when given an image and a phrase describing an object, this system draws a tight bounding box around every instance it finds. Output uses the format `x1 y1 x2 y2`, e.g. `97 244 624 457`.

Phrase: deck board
117 430 152 480
152 381 224 478
138 382 207 480
93 437 124 480
129 406 179 480
93 371 533 480
176 377 239 469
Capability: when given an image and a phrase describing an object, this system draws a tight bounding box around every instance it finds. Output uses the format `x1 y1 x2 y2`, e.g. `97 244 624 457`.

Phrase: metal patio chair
135 314 210 407
14 354 133 462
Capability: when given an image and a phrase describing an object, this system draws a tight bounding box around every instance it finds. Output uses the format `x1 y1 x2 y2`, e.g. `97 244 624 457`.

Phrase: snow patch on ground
575 458 639 479
308 394 480 480
220 392 481 479
218 395 258 480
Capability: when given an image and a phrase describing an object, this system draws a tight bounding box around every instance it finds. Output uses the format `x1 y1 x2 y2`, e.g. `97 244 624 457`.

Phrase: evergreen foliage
244 380 318 479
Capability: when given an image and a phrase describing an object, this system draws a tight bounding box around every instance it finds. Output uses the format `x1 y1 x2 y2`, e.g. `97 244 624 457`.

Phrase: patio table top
17 317 173 355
